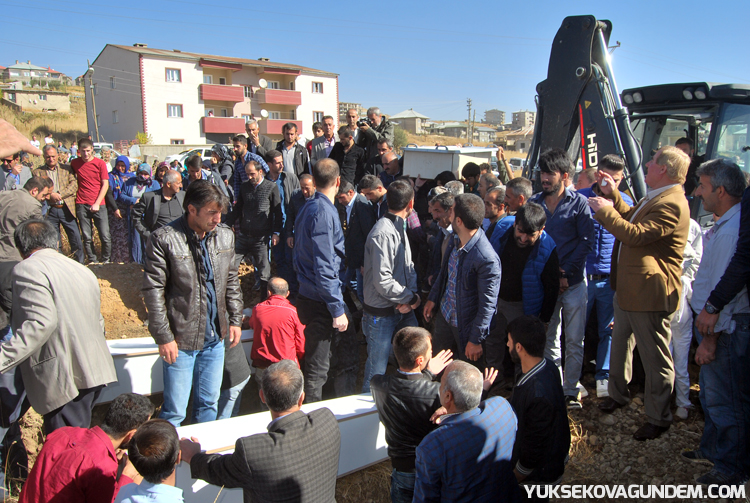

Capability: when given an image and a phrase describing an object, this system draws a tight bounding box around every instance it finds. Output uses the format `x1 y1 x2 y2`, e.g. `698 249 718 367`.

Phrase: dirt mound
93 263 150 339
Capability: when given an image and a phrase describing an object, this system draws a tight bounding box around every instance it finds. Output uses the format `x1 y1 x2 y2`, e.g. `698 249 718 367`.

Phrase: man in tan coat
588 146 690 441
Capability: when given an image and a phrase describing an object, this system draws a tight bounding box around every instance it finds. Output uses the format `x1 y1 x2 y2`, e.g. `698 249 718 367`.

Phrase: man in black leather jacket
143 180 243 426
370 327 453 502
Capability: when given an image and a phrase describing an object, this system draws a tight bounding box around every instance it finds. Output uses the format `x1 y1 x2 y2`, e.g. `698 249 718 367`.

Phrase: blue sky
2 0 748 121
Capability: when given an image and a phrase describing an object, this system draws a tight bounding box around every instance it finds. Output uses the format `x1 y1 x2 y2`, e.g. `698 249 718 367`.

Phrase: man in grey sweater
361 180 420 392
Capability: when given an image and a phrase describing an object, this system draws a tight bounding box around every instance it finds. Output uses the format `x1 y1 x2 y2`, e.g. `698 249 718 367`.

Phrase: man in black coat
132 169 185 242
335 180 375 304
181 360 341 503
507 315 570 494
276 122 311 177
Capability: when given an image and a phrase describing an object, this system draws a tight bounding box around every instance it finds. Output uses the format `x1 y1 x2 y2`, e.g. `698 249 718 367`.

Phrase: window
312 82 323 93
267 81 280 90
167 104 183 118
205 108 214 117
166 68 181 82
203 75 213 84
242 114 252 122
219 77 226 85
7 93 15 102
23 71 29 77
221 108 228 117
269 111 281 120
290 110 295 120
110 76 116 89
289 82 295 91
39 94 47 101
9 70 18 77
170 139 185 145
313 111 324 122
243 86 252 98
112 110 119 124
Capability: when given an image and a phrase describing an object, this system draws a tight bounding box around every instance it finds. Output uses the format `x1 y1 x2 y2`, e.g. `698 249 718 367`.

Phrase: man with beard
529 149 593 409
507 315 570 494
488 203 559 384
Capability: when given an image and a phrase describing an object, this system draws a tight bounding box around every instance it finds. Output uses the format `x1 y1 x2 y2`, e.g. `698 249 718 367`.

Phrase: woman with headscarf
120 163 161 263
154 161 169 186
107 155 134 263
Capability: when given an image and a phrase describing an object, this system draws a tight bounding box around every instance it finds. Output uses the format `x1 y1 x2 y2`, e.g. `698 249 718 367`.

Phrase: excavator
523 15 750 226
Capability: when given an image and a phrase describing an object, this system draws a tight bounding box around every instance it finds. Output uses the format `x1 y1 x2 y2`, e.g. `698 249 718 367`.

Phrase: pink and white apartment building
85 44 339 145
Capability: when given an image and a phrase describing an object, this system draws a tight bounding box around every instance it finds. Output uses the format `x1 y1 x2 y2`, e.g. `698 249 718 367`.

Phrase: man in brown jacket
33 145 83 263
0 177 53 261
588 145 690 441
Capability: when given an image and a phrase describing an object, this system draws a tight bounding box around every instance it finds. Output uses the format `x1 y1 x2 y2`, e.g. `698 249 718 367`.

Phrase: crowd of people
0 113 748 501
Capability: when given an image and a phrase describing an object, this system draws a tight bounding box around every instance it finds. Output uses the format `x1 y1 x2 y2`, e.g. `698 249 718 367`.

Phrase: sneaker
696 468 746 487
681 449 713 466
596 379 609 398
675 406 689 420
565 395 582 410
577 383 589 398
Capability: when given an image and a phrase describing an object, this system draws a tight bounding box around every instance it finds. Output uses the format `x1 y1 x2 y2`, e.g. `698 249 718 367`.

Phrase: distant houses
1 61 72 85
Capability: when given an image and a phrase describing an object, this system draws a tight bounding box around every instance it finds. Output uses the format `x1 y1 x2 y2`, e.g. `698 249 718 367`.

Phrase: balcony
260 119 303 136
202 116 245 134
255 88 301 106
199 84 244 103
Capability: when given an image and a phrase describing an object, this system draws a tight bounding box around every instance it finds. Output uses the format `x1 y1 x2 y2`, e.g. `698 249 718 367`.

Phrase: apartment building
512 110 536 129
85 44 339 145
484 109 505 125
338 101 367 123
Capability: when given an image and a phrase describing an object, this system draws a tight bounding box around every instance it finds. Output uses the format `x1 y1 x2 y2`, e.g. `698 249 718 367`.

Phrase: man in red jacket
249 277 305 385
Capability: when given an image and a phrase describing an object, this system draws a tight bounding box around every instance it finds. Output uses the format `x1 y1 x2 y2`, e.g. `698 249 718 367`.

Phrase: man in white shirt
684 159 749 487
30 135 40 150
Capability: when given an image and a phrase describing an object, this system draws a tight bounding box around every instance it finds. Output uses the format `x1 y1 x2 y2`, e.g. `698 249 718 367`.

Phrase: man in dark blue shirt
530 149 594 409
293 158 358 402
577 155 633 399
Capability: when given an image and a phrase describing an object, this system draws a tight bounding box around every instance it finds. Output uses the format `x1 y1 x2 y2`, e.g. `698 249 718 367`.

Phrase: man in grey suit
181 359 341 503
0 176 53 261
0 219 117 433
310 115 339 166
245 120 275 158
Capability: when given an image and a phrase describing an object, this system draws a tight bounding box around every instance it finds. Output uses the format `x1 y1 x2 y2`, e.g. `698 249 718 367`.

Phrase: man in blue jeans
577 154 632 398
143 181 243 426
686 159 749 486
361 180 420 392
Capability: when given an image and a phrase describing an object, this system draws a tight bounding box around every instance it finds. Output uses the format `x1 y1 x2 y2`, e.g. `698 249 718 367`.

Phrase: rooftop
390 108 429 119
103 44 339 77
6 61 49 71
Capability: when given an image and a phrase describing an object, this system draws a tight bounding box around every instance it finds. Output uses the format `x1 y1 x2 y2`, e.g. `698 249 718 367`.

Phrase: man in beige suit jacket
588 146 690 441
0 219 117 434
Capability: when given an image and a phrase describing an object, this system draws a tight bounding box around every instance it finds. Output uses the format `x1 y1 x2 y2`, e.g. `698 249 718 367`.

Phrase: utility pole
472 110 476 145
466 98 472 143
87 59 100 142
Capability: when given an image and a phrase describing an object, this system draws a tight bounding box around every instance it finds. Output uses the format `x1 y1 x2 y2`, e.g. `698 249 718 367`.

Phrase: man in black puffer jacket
507 315 570 497
370 327 453 503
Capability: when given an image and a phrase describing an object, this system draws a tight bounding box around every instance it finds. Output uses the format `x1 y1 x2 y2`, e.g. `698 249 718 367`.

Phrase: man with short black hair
265 149 300 293
361 180 421 392
143 181 243 426
232 135 269 204
361 138 393 181
379 151 402 189
675 137 702 195
226 160 282 300
424 194 501 362
182 360 341 502
530 148 594 409
132 169 185 242
34 144 83 263
345 108 360 143
358 107 394 160
19 393 154 503
359 174 388 218
293 159 357 402
507 316 570 491
185 154 226 195
371 327 453 502
505 177 533 212
427 191 455 286
462 162 481 195
329 126 365 186
0 176 53 260
71 138 111 263
285 174 315 250
413 361 518 502
484 186 508 241
276 122 310 177
116 419 184 503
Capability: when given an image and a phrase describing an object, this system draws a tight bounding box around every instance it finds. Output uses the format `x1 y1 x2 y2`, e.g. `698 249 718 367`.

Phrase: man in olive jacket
143 180 243 427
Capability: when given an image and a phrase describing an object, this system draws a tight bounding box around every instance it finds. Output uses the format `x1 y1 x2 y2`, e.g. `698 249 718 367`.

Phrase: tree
393 125 408 153
135 132 153 145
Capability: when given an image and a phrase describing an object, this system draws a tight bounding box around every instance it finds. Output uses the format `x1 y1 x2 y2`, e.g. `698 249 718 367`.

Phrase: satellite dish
260 109 269 118
258 79 268 89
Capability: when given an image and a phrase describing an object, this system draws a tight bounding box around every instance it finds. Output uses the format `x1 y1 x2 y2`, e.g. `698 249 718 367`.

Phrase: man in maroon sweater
70 138 110 263
19 393 154 503
249 277 305 384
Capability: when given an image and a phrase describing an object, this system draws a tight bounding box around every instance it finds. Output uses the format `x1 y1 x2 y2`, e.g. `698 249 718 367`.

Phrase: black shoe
680 449 714 466
565 395 582 410
633 422 669 441
598 397 625 414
